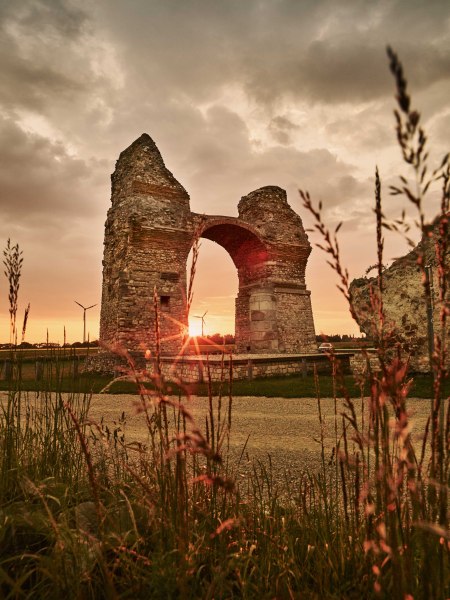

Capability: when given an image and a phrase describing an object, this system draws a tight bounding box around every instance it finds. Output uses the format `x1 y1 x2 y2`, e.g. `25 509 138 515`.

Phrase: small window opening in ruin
160 295 170 311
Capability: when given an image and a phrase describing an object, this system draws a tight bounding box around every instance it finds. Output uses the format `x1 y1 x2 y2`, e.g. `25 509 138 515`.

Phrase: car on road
318 342 333 352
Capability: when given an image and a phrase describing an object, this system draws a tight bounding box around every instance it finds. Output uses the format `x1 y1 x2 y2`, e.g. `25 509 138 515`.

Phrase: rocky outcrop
350 216 449 372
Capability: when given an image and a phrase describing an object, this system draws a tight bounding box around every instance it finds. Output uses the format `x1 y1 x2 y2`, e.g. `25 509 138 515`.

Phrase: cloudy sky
0 0 449 342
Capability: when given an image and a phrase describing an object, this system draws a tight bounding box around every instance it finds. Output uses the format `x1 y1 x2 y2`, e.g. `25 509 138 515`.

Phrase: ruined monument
98 133 316 360
350 215 450 372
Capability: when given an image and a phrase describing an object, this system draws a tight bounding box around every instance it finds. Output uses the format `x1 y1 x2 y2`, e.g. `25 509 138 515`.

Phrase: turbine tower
193 311 208 337
74 301 97 343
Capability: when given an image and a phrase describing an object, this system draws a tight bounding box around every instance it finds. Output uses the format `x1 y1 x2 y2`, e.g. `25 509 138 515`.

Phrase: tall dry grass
301 46 449 598
3 239 23 345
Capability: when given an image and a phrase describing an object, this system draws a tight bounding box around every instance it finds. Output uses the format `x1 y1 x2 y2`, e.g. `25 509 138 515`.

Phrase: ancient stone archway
99 134 317 355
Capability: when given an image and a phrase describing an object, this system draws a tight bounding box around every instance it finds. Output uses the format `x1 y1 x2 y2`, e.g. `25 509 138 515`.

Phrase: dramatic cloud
0 117 107 224
0 0 448 341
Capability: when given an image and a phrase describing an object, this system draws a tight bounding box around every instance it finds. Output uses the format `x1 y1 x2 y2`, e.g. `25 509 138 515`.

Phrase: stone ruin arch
99 133 317 356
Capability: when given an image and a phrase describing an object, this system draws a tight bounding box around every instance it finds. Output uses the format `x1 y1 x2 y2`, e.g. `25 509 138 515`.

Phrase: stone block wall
158 354 347 383
349 351 381 375
274 288 317 353
248 288 278 351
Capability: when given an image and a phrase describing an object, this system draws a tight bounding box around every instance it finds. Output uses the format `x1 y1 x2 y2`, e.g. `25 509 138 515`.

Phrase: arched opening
186 218 271 352
186 238 238 339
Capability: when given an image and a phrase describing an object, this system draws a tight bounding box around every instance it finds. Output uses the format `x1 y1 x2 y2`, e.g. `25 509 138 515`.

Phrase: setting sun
188 319 203 337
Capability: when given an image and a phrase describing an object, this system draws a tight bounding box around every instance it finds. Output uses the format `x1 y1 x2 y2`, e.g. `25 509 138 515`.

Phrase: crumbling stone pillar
99 134 191 355
236 186 317 353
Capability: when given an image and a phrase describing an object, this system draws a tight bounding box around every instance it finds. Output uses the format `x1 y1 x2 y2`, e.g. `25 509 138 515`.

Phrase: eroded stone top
238 185 310 246
111 133 190 207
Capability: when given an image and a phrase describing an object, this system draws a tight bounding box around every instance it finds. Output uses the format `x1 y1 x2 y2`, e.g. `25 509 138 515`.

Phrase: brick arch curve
195 215 269 269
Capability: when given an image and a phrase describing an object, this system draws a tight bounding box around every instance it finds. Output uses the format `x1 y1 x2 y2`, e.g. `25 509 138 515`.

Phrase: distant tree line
2 335 369 349
0 340 100 349
186 333 369 346
187 333 235 346
315 334 368 343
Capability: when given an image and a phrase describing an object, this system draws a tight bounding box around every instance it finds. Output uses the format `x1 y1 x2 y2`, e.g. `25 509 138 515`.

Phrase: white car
318 342 333 352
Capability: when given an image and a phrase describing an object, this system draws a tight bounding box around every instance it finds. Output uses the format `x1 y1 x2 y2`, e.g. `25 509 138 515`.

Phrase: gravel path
0 391 432 487
88 394 432 483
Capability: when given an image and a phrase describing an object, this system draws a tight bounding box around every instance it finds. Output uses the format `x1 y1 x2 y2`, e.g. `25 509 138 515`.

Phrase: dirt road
87 394 432 480
0 391 432 484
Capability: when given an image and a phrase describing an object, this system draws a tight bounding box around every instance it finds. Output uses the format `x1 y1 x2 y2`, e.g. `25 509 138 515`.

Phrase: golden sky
1 0 449 343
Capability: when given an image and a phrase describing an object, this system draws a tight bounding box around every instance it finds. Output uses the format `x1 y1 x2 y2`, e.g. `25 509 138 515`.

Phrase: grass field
1 356 447 598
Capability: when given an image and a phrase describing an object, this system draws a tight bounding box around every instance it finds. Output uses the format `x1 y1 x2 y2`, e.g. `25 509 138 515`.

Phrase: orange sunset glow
188 320 204 338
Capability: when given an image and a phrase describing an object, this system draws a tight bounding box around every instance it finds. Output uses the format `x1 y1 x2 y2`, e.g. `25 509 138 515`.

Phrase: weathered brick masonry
95 133 317 369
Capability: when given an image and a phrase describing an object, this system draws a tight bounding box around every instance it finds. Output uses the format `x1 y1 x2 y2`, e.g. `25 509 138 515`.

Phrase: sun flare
188 319 203 337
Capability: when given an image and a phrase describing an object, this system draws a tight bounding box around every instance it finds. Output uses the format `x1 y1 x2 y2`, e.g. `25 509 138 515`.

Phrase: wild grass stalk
3 239 23 345
300 47 449 599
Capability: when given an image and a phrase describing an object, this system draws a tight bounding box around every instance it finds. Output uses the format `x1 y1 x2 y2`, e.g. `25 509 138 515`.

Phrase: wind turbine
193 310 208 337
74 301 97 343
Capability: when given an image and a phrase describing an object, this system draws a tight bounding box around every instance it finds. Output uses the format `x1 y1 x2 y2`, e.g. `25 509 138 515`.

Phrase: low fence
0 355 84 381
349 351 381 375
1 351 367 384
2 349 434 384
